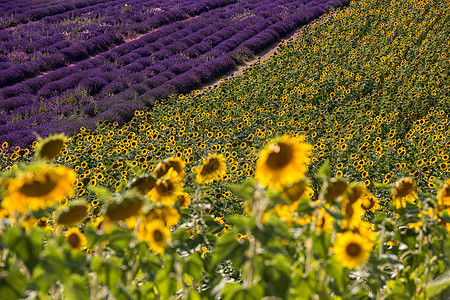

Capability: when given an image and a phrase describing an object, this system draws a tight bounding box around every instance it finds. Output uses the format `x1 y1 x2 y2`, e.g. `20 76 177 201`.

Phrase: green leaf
106 227 133 255
227 180 255 202
154 269 177 299
316 160 331 179
212 229 249 268
0 270 26 300
3 226 43 272
325 256 344 295
63 274 90 300
261 254 291 298
184 252 204 282
221 282 264 300
91 255 124 294
425 270 450 298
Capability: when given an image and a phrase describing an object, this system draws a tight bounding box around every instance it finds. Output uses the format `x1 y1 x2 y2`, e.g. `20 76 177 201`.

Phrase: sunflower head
35 133 67 161
393 178 415 199
195 153 227 184
105 191 144 222
437 179 450 213
154 157 185 179
282 178 311 203
65 227 87 250
128 174 156 195
324 178 348 202
1 163 76 213
333 232 373 269
149 169 182 205
144 205 180 227
176 192 191 208
55 199 88 225
138 220 171 254
255 135 312 190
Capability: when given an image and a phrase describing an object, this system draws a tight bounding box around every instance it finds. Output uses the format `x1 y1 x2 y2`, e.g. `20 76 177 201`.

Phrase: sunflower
255 135 312 190
128 175 156 195
333 232 372 269
392 178 417 209
139 220 171 254
149 169 182 205
361 194 380 213
437 179 450 213
105 192 144 222
176 192 191 208
195 153 227 184
35 133 67 161
55 200 88 225
154 157 185 180
144 205 180 227
65 227 87 250
2 164 76 213
282 178 312 203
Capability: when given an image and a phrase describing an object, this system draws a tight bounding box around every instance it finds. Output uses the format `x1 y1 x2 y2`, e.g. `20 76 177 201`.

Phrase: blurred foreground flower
195 153 227 184
1 164 76 213
66 227 87 250
333 231 373 269
255 135 312 189
392 178 417 209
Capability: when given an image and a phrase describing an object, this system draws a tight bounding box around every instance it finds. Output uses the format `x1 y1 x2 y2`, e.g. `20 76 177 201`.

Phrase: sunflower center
19 174 58 197
266 142 293 170
200 158 220 176
155 180 174 196
132 176 156 194
346 242 362 257
153 229 164 242
68 233 81 249
361 198 375 210
40 139 64 160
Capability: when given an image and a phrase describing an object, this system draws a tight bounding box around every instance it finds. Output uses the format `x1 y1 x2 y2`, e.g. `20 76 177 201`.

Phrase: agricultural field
0 0 450 299
0 0 346 148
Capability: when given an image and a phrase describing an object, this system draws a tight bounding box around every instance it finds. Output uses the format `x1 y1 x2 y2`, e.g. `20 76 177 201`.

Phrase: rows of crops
0 0 449 298
0 0 347 148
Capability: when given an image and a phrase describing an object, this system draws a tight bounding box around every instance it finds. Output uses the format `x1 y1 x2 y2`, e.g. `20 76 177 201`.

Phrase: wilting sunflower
128 175 156 195
35 133 67 161
255 135 312 190
333 232 372 269
149 169 182 205
65 227 87 250
392 178 417 209
2 164 76 213
437 179 450 213
195 153 227 184
105 192 144 222
154 157 186 179
139 220 171 254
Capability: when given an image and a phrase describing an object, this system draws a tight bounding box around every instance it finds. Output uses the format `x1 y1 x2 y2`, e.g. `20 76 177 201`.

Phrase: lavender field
0 0 348 148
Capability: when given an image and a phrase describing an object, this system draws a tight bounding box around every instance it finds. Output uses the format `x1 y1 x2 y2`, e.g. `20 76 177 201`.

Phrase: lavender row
0 0 349 148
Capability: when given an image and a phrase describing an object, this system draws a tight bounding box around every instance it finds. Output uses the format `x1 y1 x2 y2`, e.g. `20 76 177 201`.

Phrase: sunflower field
1 0 450 298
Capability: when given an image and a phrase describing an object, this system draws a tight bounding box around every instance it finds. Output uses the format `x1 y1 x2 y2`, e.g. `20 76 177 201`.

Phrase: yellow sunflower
333 232 373 269
282 178 312 203
148 168 182 205
138 220 171 254
154 157 186 180
176 192 191 208
255 135 312 190
35 133 67 161
195 153 227 184
437 179 450 213
55 200 88 225
2 164 76 213
144 205 180 227
392 178 417 209
65 227 87 250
